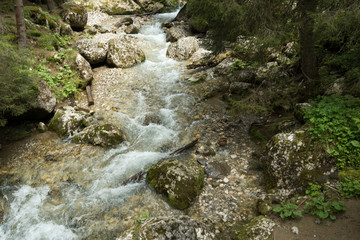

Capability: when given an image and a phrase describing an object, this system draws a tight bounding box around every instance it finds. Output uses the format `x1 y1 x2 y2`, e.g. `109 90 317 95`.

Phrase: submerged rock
146 158 204 210
73 124 124 147
166 37 199 61
118 215 215 240
264 129 335 194
106 36 145 68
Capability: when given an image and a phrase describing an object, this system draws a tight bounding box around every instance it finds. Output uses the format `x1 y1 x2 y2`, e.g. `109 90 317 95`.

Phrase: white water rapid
0 10 197 240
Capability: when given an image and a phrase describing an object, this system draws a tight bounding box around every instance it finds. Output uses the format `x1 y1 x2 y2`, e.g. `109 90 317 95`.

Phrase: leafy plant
305 195 345 220
231 59 248 71
305 183 322 197
135 211 151 224
339 178 360 198
304 96 360 169
273 201 303 219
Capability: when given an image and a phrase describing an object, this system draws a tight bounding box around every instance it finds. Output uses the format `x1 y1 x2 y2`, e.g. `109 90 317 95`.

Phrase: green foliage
35 63 79 100
305 195 345 220
38 33 71 51
0 39 39 126
273 201 303 219
0 1 14 13
305 183 322 197
135 211 151 224
304 96 360 169
339 178 360 198
231 59 247 71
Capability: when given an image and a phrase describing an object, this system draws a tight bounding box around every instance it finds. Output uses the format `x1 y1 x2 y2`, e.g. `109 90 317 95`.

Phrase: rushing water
0 10 196 239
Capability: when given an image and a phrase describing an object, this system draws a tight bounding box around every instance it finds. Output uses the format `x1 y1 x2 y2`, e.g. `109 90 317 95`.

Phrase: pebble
223 177 229 183
291 226 299 235
230 154 237 159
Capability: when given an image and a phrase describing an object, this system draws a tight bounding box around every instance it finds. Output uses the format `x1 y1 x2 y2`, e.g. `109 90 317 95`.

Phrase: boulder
229 82 254 95
60 23 73 36
214 58 236 76
137 0 164 13
117 215 215 240
124 25 139 34
106 36 145 68
61 3 88 30
166 37 199 61
27 81 57 120
146 158 204 209
96 0 141 15
75 53 93 87
76 38 108 65
115 17 133 27
204 161 231 179
294 103 312 123
186 48 212 69
73 124 124 147
236 216 276 240
264 129 336 194
48 106 93 137
166 24 191 42
230 70 257 84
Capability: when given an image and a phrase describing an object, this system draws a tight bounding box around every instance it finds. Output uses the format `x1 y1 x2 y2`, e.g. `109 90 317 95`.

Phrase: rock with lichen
146 158 204 209
166 37 199 61
73 124 124 147
61 3 88 30
117 215 215 240
236 216 276 240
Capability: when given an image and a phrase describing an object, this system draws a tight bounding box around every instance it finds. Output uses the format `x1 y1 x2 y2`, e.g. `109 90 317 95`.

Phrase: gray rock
146 158 204 209
106 36 145 68
76 38 108 65
214 58 236 76
137 0 164 12
60 23 73 36
73 124 124 147
26 81 56 120
237 216 276 240
264 128 335 194
124 25 139 34
117 215 215 240
166 24 191 42
97 0 141 15
38 122 47 133
143 113 161 126
75 53 93 88
115 17 133 27
229 82 254 94
166 37 199 61
325 77 345 96
294 103 312 123
205 161 231 179
61 3 88 30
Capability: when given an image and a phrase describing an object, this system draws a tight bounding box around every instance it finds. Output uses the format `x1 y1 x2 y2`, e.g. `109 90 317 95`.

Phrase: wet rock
166 37 199 61
76 38 108 65
204 161 231 179
75 53 93 88
294 103 312 123
115 17 133 27
73 124 124 147
48 106 91 138
143 113 161 126
124 24 140 34
117 215 215 240
44 154 58 162
106 36 145 68
146 158 204 209
166 24 192 42
236 216 276 240
61 3 88 31
264 128 335 194
137 0 164 13
38 122 47 133
196 144 216 157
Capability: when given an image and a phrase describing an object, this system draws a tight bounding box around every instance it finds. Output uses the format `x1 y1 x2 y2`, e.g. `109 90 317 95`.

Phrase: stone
256 199 272 215
291 226 299 235
115 17 133 27
294 103 312 123
117 215 215 240
214 58 236 76
237 216 276 240
96 0 141 15
229 82 254 94
76 38 108 65
73 124 124 147
143 113 161 126
205 161 231 179
124 25 139 34
48 106 92 138
146 158 204 209
166 24 191 42
106 36 145 68
325 77 345 96
186 48 212 69
61 3 88 31
264 128 336 194
44 154 58 162
60 23 73 36
166 37 199 61
38 122 47 133
75 53 93 88
137 0 164 13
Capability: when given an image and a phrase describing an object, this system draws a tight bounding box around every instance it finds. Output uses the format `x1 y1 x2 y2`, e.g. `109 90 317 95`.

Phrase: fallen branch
121 170 146 185
169 138 199 156
86 85 94 106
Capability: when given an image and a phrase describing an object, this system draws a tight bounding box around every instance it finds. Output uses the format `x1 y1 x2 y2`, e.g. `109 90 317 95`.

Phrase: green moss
339 169 360 181
48 111 65 136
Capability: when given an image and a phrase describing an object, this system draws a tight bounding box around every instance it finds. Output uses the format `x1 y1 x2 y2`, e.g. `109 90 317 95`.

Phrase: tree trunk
47 0 56 12
299 0 318 82
14 0 27 49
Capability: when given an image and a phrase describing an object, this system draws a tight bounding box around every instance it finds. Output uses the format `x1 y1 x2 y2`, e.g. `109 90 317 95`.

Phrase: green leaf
351 140 360 147
273 206 282 212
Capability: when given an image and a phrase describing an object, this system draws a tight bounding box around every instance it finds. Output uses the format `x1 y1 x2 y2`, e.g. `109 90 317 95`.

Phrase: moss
339 169 360 181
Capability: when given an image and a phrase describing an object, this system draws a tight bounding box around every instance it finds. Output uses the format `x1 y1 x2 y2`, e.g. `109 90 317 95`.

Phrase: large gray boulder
118 215 215 240
264 129 336 194
76 39 108 65
146 158 204 210
166 37 199 61
166 24 192 42
106 36 145 68
137 0 164 13
73 124 124 147
94 0 141 15
61 3 88 30
75 53 93 87
48 106 92 137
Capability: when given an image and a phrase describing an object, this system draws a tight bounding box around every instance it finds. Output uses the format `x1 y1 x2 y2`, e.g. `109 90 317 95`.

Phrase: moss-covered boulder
61 3 88 31
48 106 92 138
146 158 204 210
264 128 337 194
24 6 59 30
235 216 275 240
106 36 145 68
73 124 124 147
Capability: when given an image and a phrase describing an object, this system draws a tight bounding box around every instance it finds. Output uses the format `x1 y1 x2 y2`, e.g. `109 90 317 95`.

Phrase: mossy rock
236 216 275 240
146 159 204 210
73 124 124 147
24 6 58 30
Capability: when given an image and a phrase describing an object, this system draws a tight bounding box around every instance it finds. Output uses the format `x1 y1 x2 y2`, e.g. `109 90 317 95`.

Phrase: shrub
339 178 360 198
0 40 39 126
273 201 303 219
